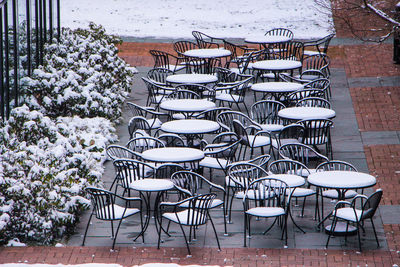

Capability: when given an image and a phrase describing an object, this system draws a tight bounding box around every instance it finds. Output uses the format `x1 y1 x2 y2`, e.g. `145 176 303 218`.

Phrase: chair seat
304 136 328 145
246 207 285 217
260 123 284 132
96 205 140 220
304 50 326 56
288 187 315 197
236 190 274 200
247 135 271 148
147 118 162 129
163 64 186 72
260 73 276 79
179 198 223 209
216 93 241 102
172 113 187 120
322 189 358 199
295 74 320 81
333 207 362 222
200 157 228 169
162 209 205 226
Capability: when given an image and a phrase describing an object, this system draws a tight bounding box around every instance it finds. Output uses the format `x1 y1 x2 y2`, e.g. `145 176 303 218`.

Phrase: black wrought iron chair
326 189 383 251
82 187 143 248
149 50 186 73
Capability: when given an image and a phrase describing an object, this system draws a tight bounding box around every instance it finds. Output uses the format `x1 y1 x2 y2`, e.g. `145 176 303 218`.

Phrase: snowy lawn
62 0 334 39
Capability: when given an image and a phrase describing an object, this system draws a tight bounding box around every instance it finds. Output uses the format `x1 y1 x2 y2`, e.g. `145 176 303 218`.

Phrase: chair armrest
350 194 368 206
300 69 325 79
333 200 352 210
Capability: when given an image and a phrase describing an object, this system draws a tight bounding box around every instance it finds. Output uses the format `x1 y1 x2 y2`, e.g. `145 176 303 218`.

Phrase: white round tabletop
161 119 220 134
160 99 216 112
252 60 302 71
267 174 305 187
184 48 231 58
130 178 174 192
251 82 304 93
308 171 376 189
278 107 336 120
166 74 218 84
141 147 205 163
245 35 291 44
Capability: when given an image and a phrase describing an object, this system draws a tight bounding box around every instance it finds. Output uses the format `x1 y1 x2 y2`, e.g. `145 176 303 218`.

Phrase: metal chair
186 57 221 75
243 177 292 247
303 33 335 56
171 170 228 235
158 194 220 255
149 50 185 73
127 102 170 131
298 119 334 159
128 116 155 138
82 187 143 248
142 77 174 109
250 100 286 133
326 189 383 251
270 124 305 159
215 76 253 114
192 31 224 48
296 55 330 81
147 67 174 86
296 97 331 109
125 136 165 159
217 110 261 132
173 40 199 56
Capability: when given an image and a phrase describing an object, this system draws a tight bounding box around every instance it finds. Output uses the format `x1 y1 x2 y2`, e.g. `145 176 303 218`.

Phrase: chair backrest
296 97 331 109
215 67 235 83
217 110 258 132
113 159 156 188
286 89 326 106
147 67 174 85
274 40 304 61
126 136 165 154
106 145 138 161
204 140 241 163
235 50 264 74
149 50 172 69
175 83 215 101
128 116 152 138
227 162 269 190
192 31 222 48
247 154 272 170
166 88 201 100
265 28 294 39
171 170 222 197
302 55 330 76
250 100 286 125
304 78 330 99
157 133 186 147
127 102 148 118
174 40 198 56
316 160 358 172
187 57 221 74
275 124 305 147
309 33 335 54
298 119 333 145
244 177 290 209
211 131 240 145
86 187 118 220
232 119 251 145
268 159 310 177
178 194 217 226
194 107 231 121
154 163 185 179
279 143 329 167
361 189 383 220
142 77 172 107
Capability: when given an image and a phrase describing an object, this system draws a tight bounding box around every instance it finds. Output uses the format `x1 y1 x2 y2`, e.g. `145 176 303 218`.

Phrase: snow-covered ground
62 0 334 40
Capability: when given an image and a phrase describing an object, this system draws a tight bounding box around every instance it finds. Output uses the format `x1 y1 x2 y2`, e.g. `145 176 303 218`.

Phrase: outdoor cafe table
278 107 336 121
130 178 174 241
244 35 292 48
161 119 220 147
252 59 302 81
251 81 304 101
141 147 205 170
166 73 218 85
159 99 216 119
308 170 377 235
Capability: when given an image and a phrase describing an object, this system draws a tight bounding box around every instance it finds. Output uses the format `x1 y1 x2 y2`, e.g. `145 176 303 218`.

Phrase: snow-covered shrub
0 105 118 245
22 23 137 122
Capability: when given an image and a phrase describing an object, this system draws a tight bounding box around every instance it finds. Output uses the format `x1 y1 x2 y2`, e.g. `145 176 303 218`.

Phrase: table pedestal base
325 222 357 236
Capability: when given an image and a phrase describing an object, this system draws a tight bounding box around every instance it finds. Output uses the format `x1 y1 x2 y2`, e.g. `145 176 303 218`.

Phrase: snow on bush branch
22 23 137 122
0 23 133 245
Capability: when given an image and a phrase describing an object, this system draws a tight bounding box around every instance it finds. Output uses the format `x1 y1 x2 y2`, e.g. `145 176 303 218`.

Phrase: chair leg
243 213 247 247
82 212 94 246
208 213 221 250
112 218 124 250
326 215 338 248
179 223 191 255
157 216 163 249
370 218 380 247
222 204 228 236
356 221 362 252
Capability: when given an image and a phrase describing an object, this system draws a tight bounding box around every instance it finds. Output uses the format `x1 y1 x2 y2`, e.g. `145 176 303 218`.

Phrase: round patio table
141 147 205 170
161 119 220 147
251 81 304 100
183 48 231 59
166 73 218 85
278 107 336 121
245 35 292 45
130 178 174 241
160 99 216 119
308 170 377 235
252 59 302 81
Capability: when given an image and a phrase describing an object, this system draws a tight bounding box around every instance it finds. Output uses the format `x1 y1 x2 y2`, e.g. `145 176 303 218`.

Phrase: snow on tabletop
62 0 334 39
